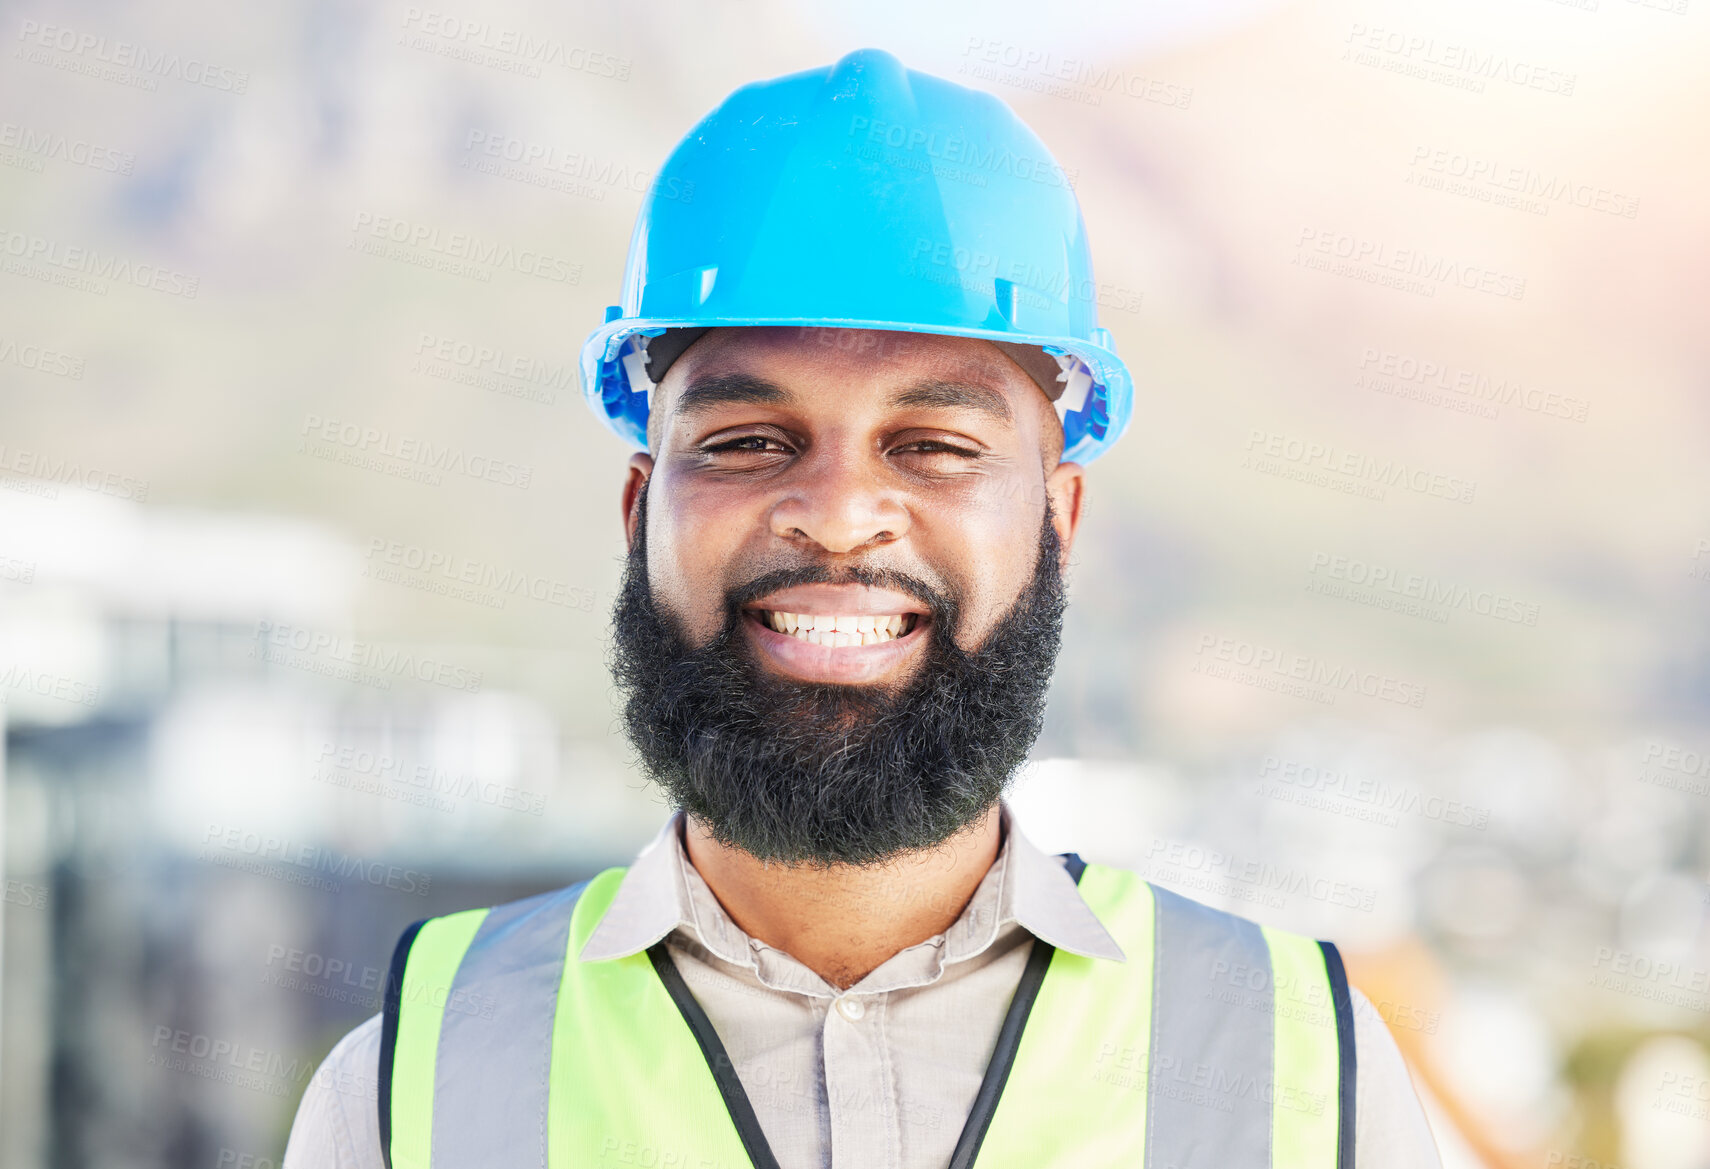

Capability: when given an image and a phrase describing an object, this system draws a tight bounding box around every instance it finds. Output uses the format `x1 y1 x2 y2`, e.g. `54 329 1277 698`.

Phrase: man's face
608 326 1086 867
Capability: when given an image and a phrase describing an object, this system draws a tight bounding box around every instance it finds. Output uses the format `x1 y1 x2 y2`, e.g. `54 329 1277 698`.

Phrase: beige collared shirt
285 801 1442 1167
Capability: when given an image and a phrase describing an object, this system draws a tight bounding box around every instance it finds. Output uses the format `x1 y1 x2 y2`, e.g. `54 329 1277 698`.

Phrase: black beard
607 481 1068 868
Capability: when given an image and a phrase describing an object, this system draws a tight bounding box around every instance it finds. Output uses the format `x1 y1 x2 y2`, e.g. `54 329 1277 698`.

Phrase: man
285 48 1442 1168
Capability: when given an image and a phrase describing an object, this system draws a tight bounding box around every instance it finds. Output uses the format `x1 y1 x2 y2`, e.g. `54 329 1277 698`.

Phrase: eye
705 434 791 454
898 439 982 459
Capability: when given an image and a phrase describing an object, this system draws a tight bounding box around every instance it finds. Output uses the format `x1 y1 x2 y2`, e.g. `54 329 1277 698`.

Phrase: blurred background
3 0 1708 1165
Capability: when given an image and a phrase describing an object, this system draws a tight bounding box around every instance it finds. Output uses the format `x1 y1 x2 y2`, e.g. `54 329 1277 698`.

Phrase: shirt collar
999 801 1126 961
577 799 1126 964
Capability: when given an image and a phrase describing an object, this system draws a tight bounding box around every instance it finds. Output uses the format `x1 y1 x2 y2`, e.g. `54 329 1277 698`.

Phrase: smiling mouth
747 609 923 648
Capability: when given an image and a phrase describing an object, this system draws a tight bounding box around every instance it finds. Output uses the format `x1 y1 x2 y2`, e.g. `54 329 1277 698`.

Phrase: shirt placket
822 988 900 1169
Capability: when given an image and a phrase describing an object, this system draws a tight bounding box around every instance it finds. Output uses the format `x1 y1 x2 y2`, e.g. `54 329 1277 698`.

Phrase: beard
607 482 1067 868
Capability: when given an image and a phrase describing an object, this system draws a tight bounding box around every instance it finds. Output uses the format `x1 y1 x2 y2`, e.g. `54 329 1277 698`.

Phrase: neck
681 806 1004 991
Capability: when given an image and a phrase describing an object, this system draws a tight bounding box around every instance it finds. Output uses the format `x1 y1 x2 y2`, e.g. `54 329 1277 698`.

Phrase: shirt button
836 997 866 1021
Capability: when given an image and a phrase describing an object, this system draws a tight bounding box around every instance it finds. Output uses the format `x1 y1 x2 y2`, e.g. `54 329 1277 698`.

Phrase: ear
1044 460 1085 571
621 452 654 552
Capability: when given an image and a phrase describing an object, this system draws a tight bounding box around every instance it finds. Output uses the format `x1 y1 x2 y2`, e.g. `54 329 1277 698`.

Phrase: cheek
645 474 749 639
930 487 1046 642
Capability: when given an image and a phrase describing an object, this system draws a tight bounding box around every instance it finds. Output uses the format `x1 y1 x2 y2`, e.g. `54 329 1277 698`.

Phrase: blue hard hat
579 47 1133 465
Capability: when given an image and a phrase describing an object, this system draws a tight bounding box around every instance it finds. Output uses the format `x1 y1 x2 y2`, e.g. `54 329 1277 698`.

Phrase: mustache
724 561 964 634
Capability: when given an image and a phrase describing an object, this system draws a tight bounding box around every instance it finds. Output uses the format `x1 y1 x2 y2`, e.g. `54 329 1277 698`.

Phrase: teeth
761 611 914 646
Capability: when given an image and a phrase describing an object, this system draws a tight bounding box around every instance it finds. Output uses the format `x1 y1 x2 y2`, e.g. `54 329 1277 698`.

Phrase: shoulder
385 876 604 975
1347 985 1444 1168
1134 877 1444 1165
282 1014 383 1169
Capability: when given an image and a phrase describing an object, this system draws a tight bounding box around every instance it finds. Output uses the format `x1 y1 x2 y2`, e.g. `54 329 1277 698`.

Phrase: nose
766 450 912 554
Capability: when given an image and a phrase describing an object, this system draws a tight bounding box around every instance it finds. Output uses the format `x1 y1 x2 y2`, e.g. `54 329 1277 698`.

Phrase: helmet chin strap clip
620 334 658 401
1051 352 1094 420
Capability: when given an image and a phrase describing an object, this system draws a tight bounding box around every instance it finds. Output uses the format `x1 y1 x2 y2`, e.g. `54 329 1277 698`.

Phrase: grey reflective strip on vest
1144 884 1275 1168
429 880 588 1168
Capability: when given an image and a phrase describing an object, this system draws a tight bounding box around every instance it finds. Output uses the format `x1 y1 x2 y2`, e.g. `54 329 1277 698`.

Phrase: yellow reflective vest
379 855 1355 1169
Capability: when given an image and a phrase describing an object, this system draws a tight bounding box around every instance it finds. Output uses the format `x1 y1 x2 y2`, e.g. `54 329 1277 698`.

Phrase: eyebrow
673 372 1014 425
672 372 793 420
886 379 1013 424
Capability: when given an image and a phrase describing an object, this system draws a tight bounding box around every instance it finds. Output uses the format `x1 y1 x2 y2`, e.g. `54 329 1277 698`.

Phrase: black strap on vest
647 850 1088 1169
1318 939 1358 1169
377 918 427 1169
1059 850 1088 885
647 943 785 1169
944 850 1086 1169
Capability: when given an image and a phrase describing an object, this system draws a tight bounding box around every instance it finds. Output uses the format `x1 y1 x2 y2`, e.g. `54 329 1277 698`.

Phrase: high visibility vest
378 855 1356 1169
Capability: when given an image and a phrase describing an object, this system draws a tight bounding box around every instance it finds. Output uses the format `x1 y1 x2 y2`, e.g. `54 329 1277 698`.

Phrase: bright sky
805 0 1287 75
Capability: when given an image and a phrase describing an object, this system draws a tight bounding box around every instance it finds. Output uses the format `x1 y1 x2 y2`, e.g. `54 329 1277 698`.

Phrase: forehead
658 326 1034 415
703 325 1017 375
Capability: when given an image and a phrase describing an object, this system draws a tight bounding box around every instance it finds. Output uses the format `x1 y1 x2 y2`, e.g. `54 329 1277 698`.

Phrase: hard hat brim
580 316 1132 466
